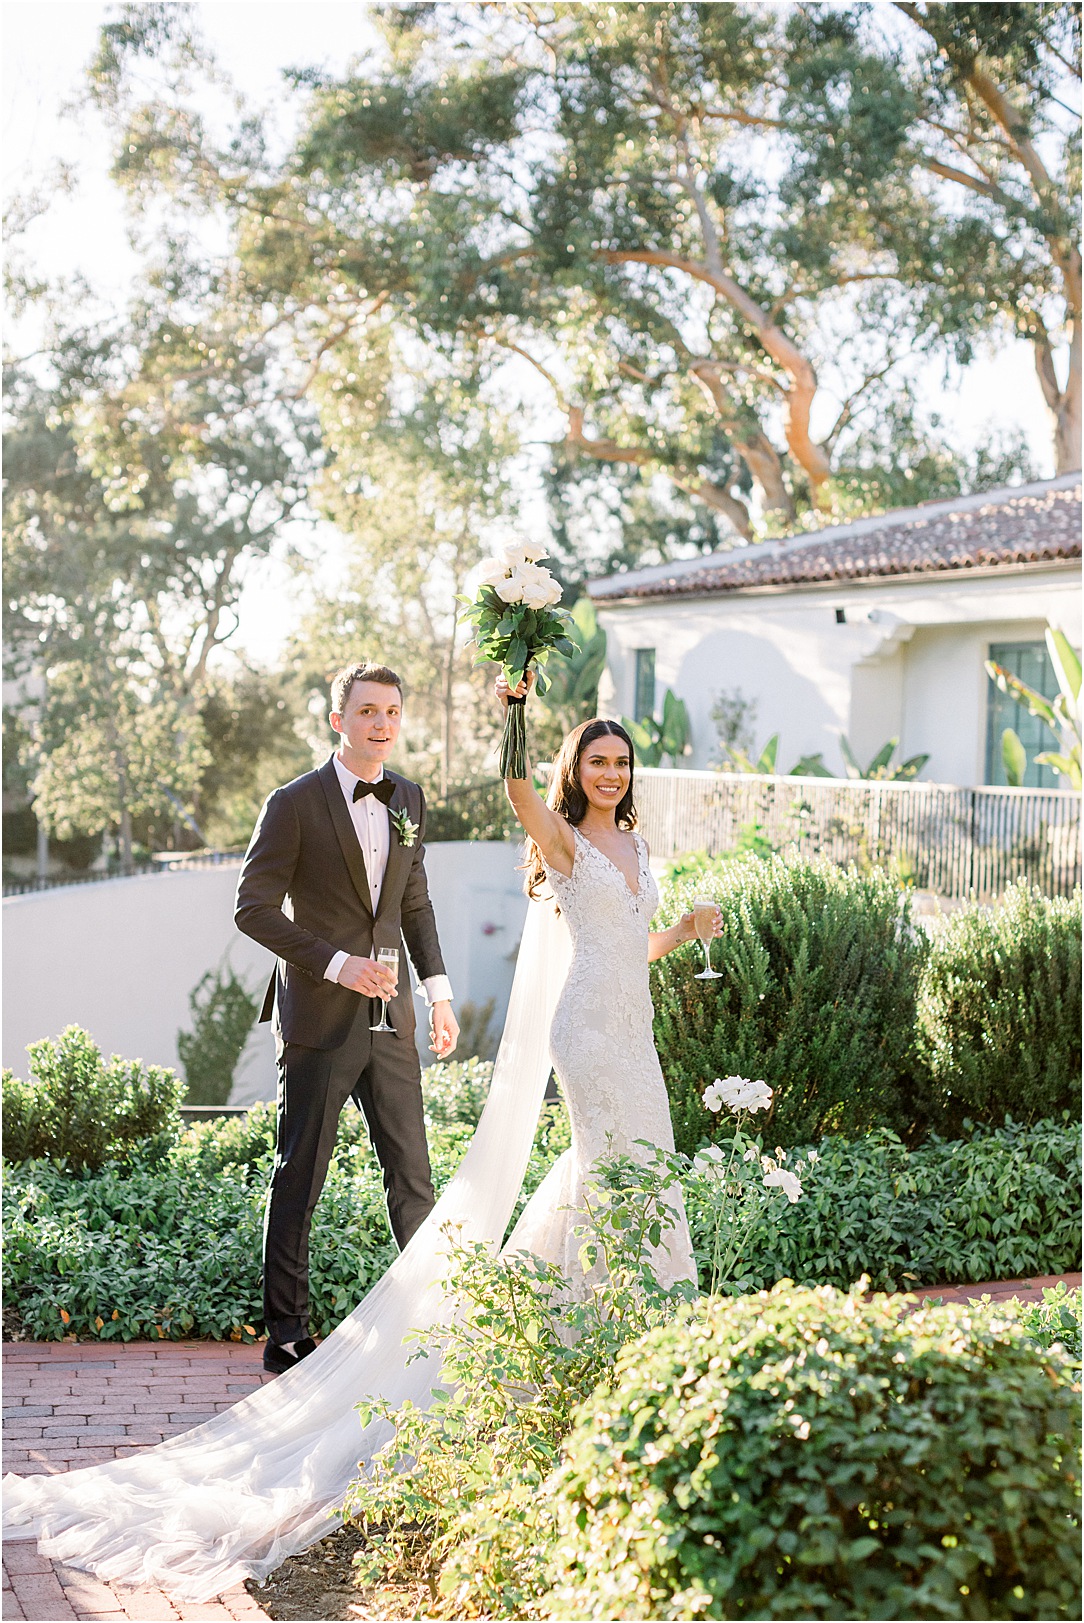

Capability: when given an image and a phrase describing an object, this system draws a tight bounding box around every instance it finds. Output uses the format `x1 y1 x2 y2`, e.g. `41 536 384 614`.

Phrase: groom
235 661 459 1374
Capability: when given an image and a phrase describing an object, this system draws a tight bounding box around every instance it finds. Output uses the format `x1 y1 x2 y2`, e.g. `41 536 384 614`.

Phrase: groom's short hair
330 662 404 714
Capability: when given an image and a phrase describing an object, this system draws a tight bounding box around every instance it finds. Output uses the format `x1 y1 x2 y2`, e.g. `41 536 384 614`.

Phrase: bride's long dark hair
524 718 638 902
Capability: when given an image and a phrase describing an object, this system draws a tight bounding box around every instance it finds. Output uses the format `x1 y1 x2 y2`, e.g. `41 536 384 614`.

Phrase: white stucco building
589 476 1082 787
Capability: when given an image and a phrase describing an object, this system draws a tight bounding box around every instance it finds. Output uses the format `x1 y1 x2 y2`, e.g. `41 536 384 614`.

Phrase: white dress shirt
322 755 453 1007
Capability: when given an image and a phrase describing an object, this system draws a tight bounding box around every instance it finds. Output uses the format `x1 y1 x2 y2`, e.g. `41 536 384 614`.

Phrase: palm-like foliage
986 628 1082 790
622 691 691 768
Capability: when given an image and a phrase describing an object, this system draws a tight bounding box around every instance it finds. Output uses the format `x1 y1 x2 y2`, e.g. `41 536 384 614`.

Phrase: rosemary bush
651 854 928 1152
917 882 1082 1133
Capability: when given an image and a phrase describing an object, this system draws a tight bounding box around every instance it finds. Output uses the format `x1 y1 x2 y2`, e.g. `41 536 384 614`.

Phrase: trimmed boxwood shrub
918 883 1082 1134
2 1026 182 1172
651 855 928 1152
546 1282 1082 1621
685 1117 1082 1295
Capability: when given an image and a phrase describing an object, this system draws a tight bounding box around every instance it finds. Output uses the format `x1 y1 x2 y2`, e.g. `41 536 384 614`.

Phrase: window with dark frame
633 648 656 722
985 640 1061 789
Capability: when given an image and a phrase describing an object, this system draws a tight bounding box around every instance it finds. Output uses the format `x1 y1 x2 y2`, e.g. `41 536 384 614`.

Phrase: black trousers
262 999 435 1346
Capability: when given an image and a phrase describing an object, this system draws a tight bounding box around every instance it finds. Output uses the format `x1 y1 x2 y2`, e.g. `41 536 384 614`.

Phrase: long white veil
3 900 572 1603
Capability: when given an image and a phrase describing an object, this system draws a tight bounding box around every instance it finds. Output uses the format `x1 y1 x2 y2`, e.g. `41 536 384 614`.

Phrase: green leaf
839 734 863 779
1047 627 1082 703
757 733 779 773
1002 727 1027 787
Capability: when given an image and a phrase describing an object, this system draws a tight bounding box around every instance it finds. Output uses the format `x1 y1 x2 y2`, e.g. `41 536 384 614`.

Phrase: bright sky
3 1 1063 663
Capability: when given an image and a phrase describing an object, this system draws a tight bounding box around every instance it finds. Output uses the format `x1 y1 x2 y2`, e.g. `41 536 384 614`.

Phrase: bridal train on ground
4 843 696 1602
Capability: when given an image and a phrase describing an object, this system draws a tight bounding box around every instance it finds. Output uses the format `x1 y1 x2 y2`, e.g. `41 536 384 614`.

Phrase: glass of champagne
692 896 722 980
369 946 400 1033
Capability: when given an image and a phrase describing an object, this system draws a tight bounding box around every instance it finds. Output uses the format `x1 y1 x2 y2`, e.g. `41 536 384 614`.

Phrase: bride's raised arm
495 672 575 878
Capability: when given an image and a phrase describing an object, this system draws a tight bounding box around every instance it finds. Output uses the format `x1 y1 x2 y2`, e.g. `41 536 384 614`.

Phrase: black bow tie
353 777 395 806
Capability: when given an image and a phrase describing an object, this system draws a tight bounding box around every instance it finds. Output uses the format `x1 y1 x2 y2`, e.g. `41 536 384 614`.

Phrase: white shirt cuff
324 950 350 984
421 974 453 1006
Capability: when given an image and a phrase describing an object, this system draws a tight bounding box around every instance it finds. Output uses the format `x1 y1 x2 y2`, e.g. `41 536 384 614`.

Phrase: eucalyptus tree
91 1 1058 550
863 4 1080 470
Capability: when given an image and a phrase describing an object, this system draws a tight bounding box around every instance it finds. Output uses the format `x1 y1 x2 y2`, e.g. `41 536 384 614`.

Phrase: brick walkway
3 1341 275 1623
3 1272 1080 1622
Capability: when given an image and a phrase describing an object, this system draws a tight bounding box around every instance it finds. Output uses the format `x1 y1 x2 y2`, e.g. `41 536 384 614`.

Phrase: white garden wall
2 842 529 1103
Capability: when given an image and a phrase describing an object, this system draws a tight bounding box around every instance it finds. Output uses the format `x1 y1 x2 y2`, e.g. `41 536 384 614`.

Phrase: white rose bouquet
459 541 577 778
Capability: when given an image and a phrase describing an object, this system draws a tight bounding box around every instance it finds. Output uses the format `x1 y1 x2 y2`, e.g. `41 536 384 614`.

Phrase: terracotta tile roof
588 476 1082 602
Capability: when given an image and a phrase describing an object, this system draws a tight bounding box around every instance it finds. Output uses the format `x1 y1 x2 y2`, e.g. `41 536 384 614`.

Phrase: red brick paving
3 1273 1080 1621
3 1340 275 1622
914 1270 1081 1307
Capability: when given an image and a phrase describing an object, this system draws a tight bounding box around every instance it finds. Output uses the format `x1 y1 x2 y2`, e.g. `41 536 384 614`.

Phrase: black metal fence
633 769 1081 900
2 849 246 898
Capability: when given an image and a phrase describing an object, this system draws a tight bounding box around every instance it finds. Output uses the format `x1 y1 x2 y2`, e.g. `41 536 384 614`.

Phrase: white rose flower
692 1144 727 1181
702 1080 726 1113
712 1075 747 1110
514 561 563 611
494 565 527 604
763 1166 803 1203
477 556 513 590
519 540 550 563
807 1150 819 1163
716 1075 773 1114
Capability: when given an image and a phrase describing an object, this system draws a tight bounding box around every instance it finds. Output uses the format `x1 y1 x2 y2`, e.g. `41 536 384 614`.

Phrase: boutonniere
390 807 419 848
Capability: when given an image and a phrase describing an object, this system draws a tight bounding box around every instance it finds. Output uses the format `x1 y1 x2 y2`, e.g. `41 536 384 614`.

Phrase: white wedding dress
3 832 695 1602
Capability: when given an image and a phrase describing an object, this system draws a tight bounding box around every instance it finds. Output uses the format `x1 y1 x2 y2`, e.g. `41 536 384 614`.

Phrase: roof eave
590 554 1083 608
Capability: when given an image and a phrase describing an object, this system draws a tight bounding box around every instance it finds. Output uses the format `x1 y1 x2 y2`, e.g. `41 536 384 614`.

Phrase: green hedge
546 1283 1082 1620
1 1060 571 1343
6 1111 1075 1344
2 1027 182 1172
652 858 1081 1152
651 855 928 1152
918 883 1082 1134
685 1117 1081 1295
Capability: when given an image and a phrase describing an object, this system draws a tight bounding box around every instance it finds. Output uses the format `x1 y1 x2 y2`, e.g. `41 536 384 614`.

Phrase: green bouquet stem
500 694 528 780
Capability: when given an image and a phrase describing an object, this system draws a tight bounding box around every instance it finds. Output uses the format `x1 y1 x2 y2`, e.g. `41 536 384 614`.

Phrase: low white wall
2 842 529 1104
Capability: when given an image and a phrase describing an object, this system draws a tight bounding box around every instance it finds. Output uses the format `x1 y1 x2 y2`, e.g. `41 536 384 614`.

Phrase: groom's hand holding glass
335 955 400 998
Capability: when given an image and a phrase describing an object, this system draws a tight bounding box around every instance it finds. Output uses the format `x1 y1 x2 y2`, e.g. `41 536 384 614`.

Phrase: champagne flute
692 896 722 980
369 946 400 1033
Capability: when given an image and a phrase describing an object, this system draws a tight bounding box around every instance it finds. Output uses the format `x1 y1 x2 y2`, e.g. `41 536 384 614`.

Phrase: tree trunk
1034 321 1082 476
119 804 134 873
441 641 455 799
689 362 795 522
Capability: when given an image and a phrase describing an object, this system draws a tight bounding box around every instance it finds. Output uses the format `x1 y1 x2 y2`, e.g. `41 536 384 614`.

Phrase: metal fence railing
3 849 246 899
632 769 1081 901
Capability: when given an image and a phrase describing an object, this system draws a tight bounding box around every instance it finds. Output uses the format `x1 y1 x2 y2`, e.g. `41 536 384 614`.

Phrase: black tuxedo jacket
234 757 446 1049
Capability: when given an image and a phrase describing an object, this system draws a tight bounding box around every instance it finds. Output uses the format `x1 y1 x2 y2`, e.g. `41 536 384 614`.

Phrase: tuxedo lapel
317 757 374 916
378 773 411 920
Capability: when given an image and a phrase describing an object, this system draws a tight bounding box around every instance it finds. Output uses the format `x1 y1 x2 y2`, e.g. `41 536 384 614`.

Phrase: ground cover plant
2 1058 572 1343
546 1282 1082 1621
684 1116 1082 1295
4 1094 1076 1341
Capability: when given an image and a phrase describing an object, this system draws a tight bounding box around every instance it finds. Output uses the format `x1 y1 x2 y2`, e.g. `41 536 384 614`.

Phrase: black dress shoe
262 1335 318 1375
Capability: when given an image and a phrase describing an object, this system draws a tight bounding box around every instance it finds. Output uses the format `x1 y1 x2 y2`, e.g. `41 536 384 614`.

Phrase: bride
3 682 718 1603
